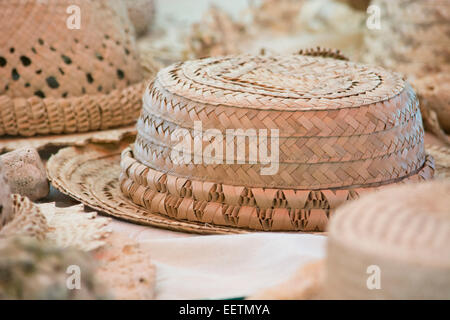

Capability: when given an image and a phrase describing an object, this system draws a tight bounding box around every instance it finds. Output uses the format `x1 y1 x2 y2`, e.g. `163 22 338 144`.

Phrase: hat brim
48 142 436 234
119 147 434 232
47 142 250 235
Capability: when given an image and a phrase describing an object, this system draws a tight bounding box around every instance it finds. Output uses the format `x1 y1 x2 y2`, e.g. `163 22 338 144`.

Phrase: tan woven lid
119 53 434 232
0 0 146 137
151 54 405 111
324 181 450 299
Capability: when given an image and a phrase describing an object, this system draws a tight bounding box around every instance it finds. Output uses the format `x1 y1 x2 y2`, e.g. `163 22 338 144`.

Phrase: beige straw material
364 0 450 76
414 74 450 145
47 142 249 235
136 54 427 189
0 0 146 137
48 142 439 235
0 194 154 299
121 53 434 232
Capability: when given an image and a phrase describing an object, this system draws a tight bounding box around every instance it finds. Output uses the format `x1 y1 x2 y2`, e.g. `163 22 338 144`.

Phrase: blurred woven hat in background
363 0 450 144
0 0 146 139
250 180 450 299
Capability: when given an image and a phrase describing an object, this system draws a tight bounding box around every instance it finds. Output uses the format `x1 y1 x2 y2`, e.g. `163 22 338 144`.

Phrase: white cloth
140 233 326 300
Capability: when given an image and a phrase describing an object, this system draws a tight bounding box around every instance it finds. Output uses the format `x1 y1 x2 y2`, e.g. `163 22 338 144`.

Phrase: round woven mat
47 142 249 235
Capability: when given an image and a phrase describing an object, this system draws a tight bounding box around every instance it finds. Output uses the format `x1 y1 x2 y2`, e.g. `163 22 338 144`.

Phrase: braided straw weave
0 0 146 137
324 181 450 299
120 53 434 232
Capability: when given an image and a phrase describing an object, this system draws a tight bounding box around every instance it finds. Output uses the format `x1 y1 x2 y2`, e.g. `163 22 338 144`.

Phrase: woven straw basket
119 52 434 232
0 0 146 137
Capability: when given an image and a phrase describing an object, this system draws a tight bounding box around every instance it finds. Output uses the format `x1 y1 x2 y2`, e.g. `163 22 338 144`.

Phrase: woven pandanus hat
118 52 434 232
0 0 145 139
251 181 450 299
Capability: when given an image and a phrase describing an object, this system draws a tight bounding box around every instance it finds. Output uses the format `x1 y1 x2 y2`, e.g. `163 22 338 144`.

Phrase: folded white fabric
140 233 326 300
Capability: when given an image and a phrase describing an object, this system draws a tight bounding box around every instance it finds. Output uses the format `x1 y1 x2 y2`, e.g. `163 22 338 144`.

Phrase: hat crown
0 0 142 99
135 54 427 190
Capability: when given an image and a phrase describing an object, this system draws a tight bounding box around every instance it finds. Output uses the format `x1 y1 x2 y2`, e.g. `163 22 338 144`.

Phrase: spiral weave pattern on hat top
325 181 450 299
119 54 435 232
0 0 144 137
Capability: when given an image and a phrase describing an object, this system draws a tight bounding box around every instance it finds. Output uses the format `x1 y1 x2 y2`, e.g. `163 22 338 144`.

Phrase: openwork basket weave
0 0 145 137
120 53 434 232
